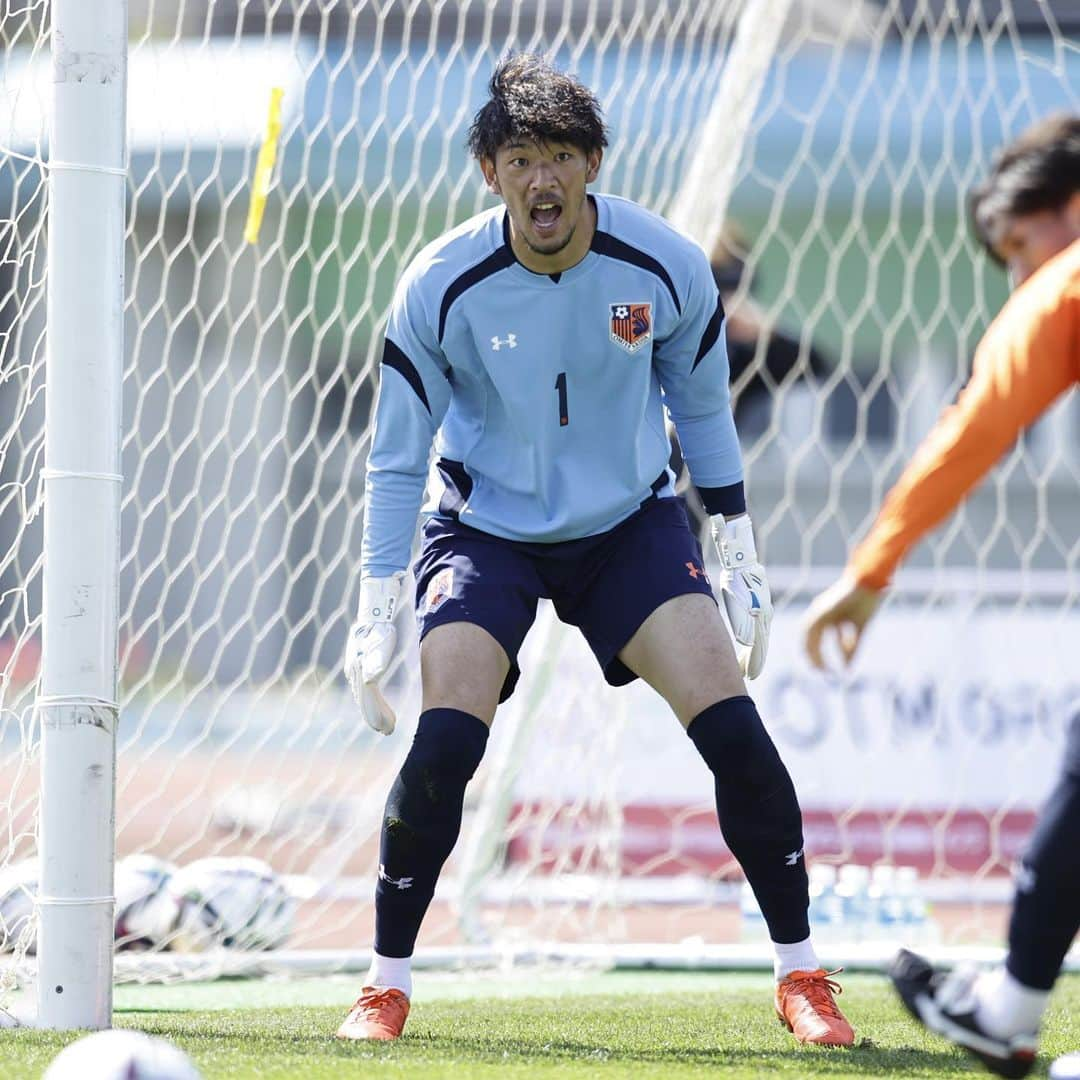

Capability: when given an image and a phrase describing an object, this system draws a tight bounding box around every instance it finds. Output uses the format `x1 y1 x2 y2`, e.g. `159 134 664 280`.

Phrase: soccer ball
44 1030 201 1080
1051 1053 1080 1080
114 854 181 950
0 857 38 953
0 854 182 954
167 856 295 952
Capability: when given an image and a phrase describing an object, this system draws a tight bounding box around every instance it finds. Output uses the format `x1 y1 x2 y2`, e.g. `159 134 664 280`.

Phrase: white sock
773 936 820 980
366 951 413 998
974 966 1049 1039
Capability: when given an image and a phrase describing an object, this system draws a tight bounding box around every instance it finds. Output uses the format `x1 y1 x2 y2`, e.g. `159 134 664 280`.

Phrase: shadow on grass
116 1008 188 1015
370 1031 965 1074
111 1008 988 1079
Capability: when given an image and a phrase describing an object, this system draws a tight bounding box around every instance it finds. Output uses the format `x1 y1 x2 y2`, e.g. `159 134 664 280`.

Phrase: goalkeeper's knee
687 696 809 943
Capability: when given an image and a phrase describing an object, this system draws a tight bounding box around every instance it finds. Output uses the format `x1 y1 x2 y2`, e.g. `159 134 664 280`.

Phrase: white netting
1 0 1078 987
0 1 49 999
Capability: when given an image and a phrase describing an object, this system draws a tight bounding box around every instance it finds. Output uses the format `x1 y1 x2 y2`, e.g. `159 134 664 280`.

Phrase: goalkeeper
338 54 854 1046
803 113 1080 1079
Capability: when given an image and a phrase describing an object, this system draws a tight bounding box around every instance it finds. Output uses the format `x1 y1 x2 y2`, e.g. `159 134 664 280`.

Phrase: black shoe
889 949 1038 1079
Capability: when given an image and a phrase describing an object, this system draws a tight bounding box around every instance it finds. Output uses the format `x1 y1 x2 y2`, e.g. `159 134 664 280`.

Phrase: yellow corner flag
245 87 285 245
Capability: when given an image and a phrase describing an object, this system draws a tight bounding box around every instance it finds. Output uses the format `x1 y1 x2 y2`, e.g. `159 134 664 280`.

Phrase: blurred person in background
803 113 1080 1079
676 220 831 533
710 220 829 431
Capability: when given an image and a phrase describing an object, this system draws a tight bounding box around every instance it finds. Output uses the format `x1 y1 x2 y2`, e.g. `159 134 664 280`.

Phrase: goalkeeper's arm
653 244 773 677
352 275 451 730
349 351 438 734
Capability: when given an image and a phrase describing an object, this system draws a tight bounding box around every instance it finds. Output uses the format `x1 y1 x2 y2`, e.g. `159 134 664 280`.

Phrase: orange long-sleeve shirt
848 238 1080 590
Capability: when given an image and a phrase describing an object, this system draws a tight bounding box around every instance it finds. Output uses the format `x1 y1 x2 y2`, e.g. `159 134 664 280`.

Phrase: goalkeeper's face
482 139 603 272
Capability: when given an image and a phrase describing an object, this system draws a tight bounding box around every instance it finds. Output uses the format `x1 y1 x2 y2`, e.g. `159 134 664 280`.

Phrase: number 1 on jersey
555 371 569 427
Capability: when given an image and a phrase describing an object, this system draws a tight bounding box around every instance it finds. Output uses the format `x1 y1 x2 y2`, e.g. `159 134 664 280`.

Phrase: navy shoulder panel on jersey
591 194 710 315
437 244 516 342
590 229 681 313
393 206 509 344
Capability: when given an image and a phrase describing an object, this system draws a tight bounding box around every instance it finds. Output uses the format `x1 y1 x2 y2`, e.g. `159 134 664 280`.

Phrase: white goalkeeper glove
344 573 405 735
711 514 773 680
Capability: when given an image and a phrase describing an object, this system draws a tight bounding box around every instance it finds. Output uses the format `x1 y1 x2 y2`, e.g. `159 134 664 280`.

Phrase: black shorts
412 497 716 703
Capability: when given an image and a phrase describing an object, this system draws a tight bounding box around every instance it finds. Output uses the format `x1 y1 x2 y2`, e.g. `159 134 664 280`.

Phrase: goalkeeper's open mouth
530 200 563 236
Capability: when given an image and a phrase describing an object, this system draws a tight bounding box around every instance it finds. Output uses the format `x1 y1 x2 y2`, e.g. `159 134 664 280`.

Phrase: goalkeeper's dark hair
467 53 608 161
970 112 1080 262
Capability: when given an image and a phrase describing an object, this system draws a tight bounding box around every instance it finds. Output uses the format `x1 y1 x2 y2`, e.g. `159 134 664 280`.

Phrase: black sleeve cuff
696 481 746 517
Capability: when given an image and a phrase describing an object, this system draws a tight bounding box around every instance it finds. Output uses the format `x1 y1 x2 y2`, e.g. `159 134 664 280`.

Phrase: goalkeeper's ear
480 157 500 196
584 147 603 183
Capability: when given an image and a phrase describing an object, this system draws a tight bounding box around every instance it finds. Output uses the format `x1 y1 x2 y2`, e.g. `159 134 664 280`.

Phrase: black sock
687 696 809 944
373 708 489 958
1005 722 1080 991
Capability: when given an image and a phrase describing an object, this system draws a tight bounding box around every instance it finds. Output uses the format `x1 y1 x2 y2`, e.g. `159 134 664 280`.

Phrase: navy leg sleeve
688 696 810 944
374 708 489 958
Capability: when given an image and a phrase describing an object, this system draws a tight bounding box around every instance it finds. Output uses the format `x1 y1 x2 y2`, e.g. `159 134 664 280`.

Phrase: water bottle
808 863 842 942
835 863 871 940
739 879 767 941
896 865 930 942
870 864 905 939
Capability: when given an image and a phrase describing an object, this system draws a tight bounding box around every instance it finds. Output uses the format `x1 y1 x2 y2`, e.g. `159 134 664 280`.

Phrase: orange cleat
775 968 856 1046
335 986 411 1041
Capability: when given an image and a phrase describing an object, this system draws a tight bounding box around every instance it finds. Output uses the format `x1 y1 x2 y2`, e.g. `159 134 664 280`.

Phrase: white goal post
0 0 1078 1029
35 0 126 1029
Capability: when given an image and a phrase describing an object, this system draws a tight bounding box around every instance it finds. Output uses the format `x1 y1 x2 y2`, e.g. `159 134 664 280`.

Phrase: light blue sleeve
653 245 744 491
361 272 452 578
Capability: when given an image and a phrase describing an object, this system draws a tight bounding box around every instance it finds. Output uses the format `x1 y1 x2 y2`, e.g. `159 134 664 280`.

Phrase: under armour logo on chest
491 334 517 351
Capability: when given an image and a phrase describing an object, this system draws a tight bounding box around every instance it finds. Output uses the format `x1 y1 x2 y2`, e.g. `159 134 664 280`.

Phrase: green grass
4 972 1078 1078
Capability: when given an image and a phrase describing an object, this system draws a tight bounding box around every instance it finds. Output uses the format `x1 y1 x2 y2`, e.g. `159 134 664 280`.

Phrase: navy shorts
1067 712 1080 778
413 497 716 703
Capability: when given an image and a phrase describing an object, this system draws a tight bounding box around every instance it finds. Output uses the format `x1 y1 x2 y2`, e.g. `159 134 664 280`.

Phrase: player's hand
802 574 883 671
344 573 405 735
712 514 772 679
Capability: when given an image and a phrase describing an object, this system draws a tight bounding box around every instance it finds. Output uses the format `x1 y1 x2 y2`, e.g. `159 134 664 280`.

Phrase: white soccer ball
0 857 38 954
114 854 181 950
0 854 182 954
44 1029 201 1080
167 856 295 952
1051 1052 1080 1080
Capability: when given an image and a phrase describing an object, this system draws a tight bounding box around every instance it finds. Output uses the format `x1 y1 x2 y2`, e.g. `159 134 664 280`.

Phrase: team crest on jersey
422 567 454 616
610 303 652 353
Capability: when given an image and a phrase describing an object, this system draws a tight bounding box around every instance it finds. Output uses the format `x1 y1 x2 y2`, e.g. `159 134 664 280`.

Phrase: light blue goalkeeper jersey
362 193 743 577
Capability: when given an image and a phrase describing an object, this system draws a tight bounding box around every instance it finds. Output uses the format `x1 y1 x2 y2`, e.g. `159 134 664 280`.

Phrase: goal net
1 0 1078 990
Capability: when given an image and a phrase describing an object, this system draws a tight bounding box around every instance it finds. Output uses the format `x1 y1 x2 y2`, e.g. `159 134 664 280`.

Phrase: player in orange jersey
803 114 1080 1079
